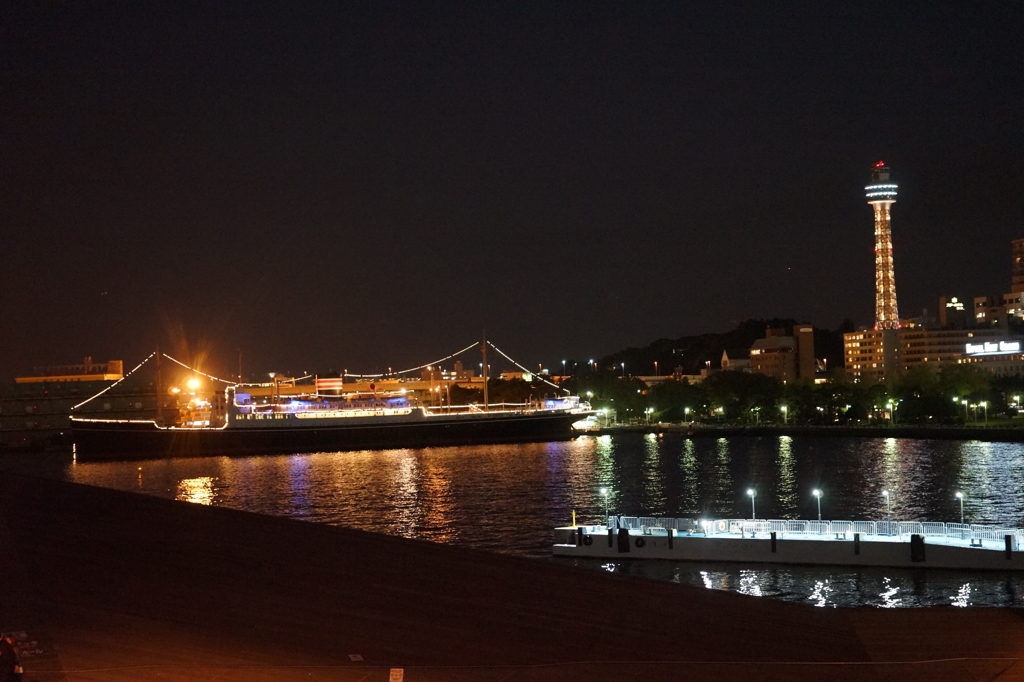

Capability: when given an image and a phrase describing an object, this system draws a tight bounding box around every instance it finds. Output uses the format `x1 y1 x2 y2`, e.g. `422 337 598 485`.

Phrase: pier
555 516 1024 569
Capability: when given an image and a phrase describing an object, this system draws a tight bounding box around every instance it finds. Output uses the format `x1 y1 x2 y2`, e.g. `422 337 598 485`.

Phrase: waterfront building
844 327 1008 381
1 358 131 449
720 348 751 372
1013 238 1024 293
966 241 1024 328
960 338 1024 377
749 325 814 384
939 296 969 328
974 295 1005 327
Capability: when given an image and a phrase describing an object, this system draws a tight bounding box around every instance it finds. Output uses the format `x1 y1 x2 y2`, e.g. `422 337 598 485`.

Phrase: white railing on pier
602 515 1024 548
851 521 872 535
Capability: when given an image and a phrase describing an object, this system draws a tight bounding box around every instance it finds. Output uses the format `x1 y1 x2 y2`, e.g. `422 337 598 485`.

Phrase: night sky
4 2 1023 380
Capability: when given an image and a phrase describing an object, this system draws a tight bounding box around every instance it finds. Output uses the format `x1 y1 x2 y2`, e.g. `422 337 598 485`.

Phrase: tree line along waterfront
452 361 1019 427
451 318 1023 427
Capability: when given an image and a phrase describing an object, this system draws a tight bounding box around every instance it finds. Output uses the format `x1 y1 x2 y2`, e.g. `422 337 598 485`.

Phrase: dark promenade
2 474 1024 681
597 423 1024 442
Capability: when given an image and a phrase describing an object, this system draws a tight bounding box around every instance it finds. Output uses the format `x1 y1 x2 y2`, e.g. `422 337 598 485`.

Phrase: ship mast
155 348 164 426
481 332 489 411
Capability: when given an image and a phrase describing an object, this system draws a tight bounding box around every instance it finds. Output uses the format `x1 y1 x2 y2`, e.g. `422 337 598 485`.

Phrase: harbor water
5 433 1024 607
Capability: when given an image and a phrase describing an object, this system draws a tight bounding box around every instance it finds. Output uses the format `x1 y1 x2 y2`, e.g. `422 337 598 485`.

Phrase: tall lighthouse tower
866 162 900 330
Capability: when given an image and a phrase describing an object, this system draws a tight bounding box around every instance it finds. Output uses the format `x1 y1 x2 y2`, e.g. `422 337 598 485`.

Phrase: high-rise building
1013 238 1024 294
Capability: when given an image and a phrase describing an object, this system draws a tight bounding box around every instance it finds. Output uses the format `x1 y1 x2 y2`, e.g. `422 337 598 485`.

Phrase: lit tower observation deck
866 161 900 330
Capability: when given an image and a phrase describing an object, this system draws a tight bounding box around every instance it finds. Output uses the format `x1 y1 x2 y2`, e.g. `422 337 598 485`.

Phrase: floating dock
554 516 1024 570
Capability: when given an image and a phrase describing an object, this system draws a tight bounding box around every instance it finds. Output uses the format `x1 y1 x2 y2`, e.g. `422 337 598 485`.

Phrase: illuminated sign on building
965 340 1022 355
945 297 965 311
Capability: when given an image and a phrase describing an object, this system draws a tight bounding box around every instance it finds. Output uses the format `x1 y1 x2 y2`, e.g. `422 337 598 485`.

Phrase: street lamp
747 488 756 520
620 362 625 379
980 401 988 425
813 489 822 521
590 359 595 372
600 487 610 527
684 407 691 422
886 401 894 425
654 360 659 377
780 405 788 424
562 359 566 378
882 490 891 524
956 491 964 524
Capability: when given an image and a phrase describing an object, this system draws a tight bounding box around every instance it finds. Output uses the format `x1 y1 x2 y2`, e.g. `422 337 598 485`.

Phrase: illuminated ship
70 347 593 461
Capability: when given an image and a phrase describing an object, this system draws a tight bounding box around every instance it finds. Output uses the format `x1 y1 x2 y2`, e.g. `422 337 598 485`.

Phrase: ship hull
72 410 585 461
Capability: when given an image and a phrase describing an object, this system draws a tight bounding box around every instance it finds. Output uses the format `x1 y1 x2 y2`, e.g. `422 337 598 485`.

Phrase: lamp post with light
780 405 788 424
747 489 756 520
882 490 891 525
813 489 822 521
980 401 988 425
956 491 964 524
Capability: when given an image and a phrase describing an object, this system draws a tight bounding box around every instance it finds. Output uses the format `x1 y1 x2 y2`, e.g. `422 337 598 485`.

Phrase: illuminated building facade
845 327 1007 381
14 358 123 384
960 338 1024 377
974 295 1004 326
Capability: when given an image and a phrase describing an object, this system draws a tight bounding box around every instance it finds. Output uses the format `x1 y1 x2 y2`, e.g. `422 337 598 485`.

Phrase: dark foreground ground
1 472 1023 681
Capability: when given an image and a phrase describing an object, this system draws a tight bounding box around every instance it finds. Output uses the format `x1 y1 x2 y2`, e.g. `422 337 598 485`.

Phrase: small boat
553 516 1024 570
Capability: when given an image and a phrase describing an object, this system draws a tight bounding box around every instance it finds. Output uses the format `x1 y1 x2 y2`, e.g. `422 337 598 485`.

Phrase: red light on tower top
875 160 886 167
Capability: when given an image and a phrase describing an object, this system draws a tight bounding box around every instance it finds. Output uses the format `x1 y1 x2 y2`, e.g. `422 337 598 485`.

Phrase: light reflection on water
176 476 217 505
45 434 1024 606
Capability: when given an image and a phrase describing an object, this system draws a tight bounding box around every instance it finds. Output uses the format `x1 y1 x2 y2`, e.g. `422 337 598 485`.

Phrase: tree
648 379 707 422
702 371 782 422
